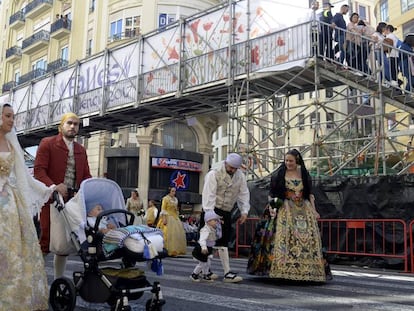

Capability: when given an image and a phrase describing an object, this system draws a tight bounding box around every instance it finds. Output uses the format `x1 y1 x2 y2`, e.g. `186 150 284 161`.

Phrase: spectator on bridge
35 112 91 279
0 103 55 310
332 4 349 65
399 34 414 92
267 149 331 282
201 152 250 283
371 22 391 82
384 25 403 88
319 2 335 60
156 187 187 257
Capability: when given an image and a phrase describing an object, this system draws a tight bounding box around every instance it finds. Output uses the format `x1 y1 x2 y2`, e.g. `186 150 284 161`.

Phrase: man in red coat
35 112 91 278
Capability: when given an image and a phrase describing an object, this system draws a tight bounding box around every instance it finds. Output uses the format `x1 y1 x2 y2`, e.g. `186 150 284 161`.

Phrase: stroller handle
53 191 65 212
94 209 135 232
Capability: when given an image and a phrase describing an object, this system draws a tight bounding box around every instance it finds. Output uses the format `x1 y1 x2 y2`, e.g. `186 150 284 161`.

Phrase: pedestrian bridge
2 0 413 152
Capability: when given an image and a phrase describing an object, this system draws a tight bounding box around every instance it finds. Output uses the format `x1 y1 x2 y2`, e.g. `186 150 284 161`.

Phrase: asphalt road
44 250 414 311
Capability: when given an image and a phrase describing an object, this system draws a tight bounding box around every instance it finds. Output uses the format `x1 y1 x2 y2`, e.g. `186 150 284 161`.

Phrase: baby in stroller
49 178 166 311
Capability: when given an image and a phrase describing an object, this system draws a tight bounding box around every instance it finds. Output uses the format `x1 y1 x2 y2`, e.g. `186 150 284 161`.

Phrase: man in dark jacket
319 2 335 60
332 4 349 64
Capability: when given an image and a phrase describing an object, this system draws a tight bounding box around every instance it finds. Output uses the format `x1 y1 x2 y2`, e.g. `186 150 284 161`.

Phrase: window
86 39 92 56
363 118 373 136
261 128 267 140
222 125 227 137
162 121 197 151
61 46 68 61
358 5 367 21
298 93 304 100
14 71 20 84
380 0 389 21
32 59 47 71
326 112 335 129
326 87 333 98
298 114 305 130
125 16 140 38
401 0 414 12
403 19 414 37
310 112 320 128
90 0 96 12
274 96 283 109
110 19 122 40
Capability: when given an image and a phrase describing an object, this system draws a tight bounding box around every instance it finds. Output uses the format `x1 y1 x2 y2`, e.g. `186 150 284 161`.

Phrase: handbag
141 232 159 259
49 200 77 255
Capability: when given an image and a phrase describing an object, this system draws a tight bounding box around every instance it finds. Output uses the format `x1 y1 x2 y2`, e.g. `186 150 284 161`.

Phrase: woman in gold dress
268 149 329 282
0 103 54 310
156 187 187 256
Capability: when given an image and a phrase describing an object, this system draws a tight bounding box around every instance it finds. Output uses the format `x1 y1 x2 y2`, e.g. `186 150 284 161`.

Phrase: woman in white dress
0 103 54 310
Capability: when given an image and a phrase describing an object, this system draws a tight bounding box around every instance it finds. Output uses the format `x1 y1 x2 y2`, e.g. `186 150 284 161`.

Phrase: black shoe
325 263 333 281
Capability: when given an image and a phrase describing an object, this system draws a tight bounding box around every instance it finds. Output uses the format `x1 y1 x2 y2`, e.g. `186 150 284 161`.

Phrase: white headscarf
0 103 53 215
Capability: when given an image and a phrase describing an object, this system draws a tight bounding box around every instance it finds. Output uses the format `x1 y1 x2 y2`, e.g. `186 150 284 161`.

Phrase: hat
204 210 220 223
225 153 243 169
324 2 334 7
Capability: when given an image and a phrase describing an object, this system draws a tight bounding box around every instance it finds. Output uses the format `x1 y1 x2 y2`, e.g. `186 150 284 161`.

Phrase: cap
225 153 243 169
204 210 221 223
324 2 334 7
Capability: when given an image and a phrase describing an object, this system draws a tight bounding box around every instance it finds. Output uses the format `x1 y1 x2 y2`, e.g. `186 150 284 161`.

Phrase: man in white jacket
202 153 250 283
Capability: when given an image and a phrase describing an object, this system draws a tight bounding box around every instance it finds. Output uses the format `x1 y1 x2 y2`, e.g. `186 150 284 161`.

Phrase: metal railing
50 18 72 33
19 68 47 85
9 10 24 25
24 0 53 16
6 46 22 59
47 58 68 73
22 30 50 50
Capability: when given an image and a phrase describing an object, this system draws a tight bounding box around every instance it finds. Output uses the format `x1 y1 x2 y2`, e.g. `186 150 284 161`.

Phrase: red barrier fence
410 220 414 273
236 217 410 273
235 217 260 258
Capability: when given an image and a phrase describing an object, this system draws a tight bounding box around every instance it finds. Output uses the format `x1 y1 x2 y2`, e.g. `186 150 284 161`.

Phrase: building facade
0 0 222 212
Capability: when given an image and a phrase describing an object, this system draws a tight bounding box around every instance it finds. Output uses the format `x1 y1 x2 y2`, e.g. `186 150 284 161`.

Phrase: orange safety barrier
235 217 260 258
319 219 408 272
235 217 409 272
410 220 414 273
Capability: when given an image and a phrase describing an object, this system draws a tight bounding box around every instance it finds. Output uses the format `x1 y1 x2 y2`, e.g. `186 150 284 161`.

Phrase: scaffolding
226 4 414 179
3 0 414 178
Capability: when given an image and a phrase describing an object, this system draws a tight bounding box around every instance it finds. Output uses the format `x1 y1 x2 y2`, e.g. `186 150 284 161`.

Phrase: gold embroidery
0 149 14 177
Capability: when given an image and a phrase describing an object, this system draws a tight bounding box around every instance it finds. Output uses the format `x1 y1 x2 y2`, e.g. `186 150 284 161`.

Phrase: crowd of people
318 2 414 93
0 103 331 309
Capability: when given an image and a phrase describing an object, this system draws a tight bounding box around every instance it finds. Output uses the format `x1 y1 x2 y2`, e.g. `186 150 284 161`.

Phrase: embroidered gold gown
269 178 326 282
0 150 49 310
156 194 187 256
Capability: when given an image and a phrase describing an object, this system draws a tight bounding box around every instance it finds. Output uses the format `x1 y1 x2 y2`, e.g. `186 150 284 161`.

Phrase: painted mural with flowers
142 0 312 96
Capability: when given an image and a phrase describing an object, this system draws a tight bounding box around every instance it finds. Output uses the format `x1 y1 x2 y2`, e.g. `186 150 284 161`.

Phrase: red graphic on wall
172 171 187 190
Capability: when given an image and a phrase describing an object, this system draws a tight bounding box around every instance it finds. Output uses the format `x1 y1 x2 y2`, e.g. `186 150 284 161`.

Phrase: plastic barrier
236 218 409 272
235 217 260 258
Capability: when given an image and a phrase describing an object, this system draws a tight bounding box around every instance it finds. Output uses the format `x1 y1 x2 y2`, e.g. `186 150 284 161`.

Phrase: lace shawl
3 124 53 216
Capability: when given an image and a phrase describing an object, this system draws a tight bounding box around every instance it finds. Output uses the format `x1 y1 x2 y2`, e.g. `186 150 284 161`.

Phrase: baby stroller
49 178 166 311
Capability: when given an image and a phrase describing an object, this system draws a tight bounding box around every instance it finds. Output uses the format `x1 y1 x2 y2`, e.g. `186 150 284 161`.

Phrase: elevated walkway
2 1 413 176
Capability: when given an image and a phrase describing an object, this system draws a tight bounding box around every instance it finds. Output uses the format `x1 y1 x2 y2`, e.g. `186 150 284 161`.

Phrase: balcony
5 46 22 62
50 18 71 40
22 30 50 54
9 11 25 29
47 58 68 73
24 0 53 19
107 30 140 48
18 68 46 85
2 81 16 93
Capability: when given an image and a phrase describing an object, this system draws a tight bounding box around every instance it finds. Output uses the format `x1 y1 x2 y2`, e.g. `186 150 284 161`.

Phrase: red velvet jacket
34 133 92 189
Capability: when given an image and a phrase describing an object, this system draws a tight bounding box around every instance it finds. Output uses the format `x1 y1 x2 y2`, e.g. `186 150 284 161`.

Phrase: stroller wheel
49 277 77 311
146 298 165 311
